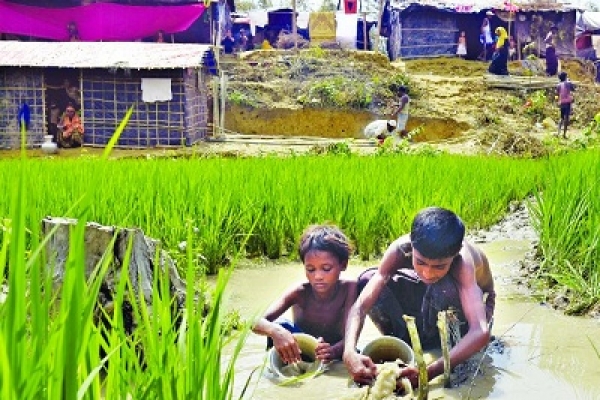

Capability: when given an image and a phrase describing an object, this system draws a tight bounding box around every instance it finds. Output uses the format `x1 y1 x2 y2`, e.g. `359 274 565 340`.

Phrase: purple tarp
0 1 205 42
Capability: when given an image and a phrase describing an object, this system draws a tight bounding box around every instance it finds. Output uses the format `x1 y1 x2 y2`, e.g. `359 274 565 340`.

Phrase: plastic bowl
361 335 415 366
268 333 324 378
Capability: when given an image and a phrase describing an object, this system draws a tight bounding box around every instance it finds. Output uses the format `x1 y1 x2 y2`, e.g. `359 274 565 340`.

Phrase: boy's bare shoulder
339 278 358 288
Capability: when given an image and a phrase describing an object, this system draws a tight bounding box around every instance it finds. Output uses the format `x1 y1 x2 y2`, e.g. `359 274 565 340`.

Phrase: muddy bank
221 52 600 156
225 104 468 141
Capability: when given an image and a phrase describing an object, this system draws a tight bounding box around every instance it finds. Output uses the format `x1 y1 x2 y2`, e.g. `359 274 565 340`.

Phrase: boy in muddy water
343 207 495 390
252 224 358 365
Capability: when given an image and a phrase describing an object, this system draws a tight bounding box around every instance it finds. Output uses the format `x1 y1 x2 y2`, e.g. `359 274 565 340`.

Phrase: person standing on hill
390 86 410 139
456 31 467 59
488 27 510 76
556 71 575 139
545 26 559 77
480 11 494 61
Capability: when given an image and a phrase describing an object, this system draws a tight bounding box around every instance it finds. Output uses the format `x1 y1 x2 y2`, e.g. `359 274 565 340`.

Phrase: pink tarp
0 1 205 41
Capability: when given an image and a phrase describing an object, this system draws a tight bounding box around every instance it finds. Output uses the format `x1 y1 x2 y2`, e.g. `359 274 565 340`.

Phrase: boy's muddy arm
428 272 489 381
344 242 402 383
343 297 377 384
317 338 344 362
252 288 302 363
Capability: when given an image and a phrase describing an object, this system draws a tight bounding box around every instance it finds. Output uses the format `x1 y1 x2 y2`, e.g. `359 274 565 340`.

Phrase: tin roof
0 41 213 69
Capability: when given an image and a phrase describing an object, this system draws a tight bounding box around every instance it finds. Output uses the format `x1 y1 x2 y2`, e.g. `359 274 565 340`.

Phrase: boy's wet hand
315 337 333 363
273 330 301 364
399 366 419 388
344 352 377 385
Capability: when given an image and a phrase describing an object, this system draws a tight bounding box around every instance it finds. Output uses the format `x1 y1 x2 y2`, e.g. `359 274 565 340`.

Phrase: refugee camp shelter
576 11 600 59
389 3 576 60
0 41 215 148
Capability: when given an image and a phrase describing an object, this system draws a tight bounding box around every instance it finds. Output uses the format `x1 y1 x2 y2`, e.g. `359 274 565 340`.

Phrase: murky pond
224 239 600 399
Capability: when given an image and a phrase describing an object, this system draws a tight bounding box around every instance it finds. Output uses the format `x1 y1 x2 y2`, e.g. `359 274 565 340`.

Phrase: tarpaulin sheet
576 11 600 36
0 1 204 41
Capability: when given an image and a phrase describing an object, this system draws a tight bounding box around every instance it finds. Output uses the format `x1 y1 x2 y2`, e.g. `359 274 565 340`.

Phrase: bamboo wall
0 68 45 148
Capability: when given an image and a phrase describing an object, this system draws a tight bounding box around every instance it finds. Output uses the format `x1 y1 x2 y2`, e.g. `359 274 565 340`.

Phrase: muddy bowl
361 335 415 366
268 333 324 378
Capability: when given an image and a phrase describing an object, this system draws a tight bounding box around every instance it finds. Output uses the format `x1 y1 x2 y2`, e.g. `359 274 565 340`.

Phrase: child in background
391 85 410 139
456 31 467 58
509 36 517 60
556 71 576 139
252 224 357 365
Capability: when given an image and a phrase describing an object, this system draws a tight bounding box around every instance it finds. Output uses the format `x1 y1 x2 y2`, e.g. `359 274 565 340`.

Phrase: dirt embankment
220 50 600 156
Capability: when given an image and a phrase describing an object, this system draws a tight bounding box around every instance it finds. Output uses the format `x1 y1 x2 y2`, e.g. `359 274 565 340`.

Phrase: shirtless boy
343 207 494 388
253 224 357 364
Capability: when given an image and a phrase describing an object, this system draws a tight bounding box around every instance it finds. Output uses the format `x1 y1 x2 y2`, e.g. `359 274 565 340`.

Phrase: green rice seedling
0 149 547 270
0 112 253 400
528 150 600 311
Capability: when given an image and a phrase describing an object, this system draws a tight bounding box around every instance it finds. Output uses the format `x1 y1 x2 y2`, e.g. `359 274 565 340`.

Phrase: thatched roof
0 41 212 70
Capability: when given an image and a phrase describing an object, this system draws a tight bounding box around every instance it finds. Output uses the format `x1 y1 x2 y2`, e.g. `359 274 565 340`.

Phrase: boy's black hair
398 85 408 94
559 71 568 81
298 224 352 265
410 207 464 259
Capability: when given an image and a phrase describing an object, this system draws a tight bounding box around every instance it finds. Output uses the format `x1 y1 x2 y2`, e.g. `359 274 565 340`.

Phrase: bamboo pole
220 73 227 137
292 0 297 51
362 12 368 51
375 0 385 54
437 311 451 388
403 315 428 400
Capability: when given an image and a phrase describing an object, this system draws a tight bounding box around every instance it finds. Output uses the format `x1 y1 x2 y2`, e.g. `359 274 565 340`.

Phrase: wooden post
220 73 227 136
362 12 368 50
213 3 223 137
292 0 298 50
376 0 385 54
213 76 220 137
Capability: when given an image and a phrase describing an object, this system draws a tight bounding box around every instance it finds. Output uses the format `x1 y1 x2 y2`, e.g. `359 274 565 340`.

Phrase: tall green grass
529 150 600 313
0 154 545 271
0 119 251 399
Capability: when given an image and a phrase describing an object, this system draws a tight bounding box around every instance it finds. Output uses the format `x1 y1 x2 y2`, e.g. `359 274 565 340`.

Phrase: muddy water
225 239 600 399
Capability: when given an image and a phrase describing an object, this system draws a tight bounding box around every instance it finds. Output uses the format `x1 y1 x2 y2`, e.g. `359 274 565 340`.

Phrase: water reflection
226 240 600 399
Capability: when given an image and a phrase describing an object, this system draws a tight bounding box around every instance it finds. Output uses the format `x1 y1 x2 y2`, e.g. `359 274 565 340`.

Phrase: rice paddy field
1 143 599 398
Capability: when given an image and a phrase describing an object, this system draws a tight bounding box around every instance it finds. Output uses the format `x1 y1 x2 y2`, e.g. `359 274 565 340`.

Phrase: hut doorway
44 68 81 142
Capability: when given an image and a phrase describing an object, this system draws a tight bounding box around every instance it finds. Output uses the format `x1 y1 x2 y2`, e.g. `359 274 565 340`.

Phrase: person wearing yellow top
261 38 273 50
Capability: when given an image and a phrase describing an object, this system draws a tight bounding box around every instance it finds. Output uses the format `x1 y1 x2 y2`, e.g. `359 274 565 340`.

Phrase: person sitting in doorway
57 104 84 148
48 102 61 143
47 78 81 111
220 30 235 54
